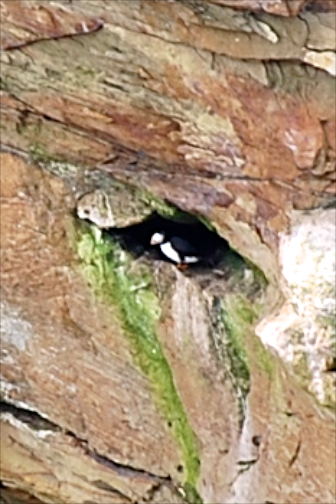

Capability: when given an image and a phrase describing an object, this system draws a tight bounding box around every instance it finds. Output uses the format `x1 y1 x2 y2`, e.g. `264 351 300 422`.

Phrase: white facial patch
150 232 165 245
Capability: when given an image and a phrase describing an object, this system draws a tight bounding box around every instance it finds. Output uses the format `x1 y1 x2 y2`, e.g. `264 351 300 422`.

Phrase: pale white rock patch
256 208 336 406
0 302 34 352
77 190 116 228
303 49 336 77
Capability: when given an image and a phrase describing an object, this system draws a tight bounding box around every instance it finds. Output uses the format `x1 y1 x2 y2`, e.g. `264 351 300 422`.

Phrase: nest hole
79 207 266 299
104 211 233 269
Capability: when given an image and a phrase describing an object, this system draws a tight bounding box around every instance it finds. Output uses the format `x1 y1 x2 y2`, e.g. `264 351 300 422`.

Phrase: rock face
0 1 335 504
257 209 336 406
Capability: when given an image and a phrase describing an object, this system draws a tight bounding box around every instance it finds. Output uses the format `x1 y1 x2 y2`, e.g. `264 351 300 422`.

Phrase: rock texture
0 1 335 503
257 208 336 406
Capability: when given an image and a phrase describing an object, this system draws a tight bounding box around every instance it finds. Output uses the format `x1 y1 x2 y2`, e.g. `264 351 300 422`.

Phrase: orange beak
177 263 189 271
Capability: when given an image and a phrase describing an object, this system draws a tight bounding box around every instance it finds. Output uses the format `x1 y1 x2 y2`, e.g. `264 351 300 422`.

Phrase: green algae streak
77 225 201 502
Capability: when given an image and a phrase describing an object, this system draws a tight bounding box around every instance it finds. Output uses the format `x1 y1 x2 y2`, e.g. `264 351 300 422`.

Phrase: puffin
150 231 201 269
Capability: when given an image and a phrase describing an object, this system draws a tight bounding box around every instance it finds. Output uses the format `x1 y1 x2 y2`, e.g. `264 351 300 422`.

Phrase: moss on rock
76 224 201 499
209 254 268 426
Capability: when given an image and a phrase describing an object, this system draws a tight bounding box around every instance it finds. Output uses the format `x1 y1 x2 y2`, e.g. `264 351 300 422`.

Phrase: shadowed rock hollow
0 1 335 503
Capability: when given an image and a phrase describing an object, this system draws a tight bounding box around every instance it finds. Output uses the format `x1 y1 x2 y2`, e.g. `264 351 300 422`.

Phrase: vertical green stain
77 228 201 498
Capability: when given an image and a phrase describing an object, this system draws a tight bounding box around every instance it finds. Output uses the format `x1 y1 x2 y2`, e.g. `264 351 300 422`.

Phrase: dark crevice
0 400 176 497
102 79 126 92
1 20 104 51
96 210 233 270
325 356 336 372
84 445 171 484
288 440 301 468
0 401 60 432
77 206 267 298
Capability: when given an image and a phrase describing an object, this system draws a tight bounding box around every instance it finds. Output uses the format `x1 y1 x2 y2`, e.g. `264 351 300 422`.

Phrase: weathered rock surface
1 0 335 284
257 208 336 406
1 1 335 503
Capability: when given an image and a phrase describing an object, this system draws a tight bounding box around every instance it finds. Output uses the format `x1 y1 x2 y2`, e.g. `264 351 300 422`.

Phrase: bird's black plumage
169 236 198 257
102 211 229 268
150 233 200 265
